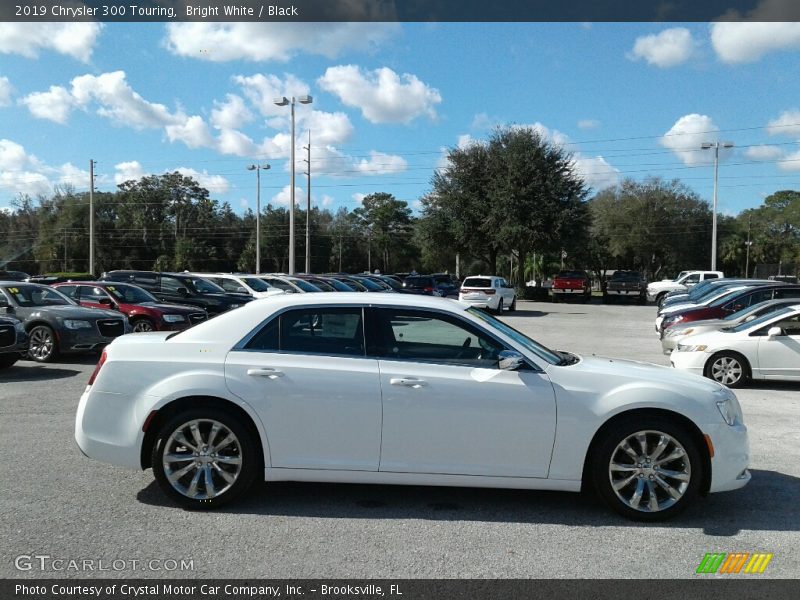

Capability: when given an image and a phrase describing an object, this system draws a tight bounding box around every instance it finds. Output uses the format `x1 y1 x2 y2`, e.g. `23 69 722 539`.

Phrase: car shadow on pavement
1 363 83 381
742 381 800 392
136 468 796 533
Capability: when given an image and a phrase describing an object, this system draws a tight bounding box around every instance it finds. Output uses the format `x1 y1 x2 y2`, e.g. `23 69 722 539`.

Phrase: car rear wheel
509 296 516 312
152 408 259 509
131 317 156 333
28 325 58 363
592 417 702 521
705 352 750 388
0 355 18 369
656 293 668 309
495 299 504 315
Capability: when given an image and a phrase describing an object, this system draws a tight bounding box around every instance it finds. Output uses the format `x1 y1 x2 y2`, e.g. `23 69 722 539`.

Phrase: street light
246 163 270 274
701 141 734 271
274 94 313 274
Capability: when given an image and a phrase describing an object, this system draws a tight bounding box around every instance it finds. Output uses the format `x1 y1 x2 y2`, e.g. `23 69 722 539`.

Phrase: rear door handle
247 368 284 379
390 377 427 388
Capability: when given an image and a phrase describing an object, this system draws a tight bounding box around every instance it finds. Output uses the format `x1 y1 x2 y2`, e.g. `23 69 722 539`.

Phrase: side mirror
235 286 248 294
768 326 784 338
176 287 189 297
498 350 525 371
98 297 113 306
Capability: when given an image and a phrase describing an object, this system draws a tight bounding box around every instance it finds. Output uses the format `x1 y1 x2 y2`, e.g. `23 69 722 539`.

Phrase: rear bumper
606 289 644 296
75 386 143 470
552 288 588 295
459 297 497 310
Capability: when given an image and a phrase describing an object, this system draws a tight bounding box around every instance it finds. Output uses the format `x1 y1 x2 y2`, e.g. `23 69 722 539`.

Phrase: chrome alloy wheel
29 326 55 361
162 419 243 500
710 356 743 386
132 319 154 332
608 430 691 513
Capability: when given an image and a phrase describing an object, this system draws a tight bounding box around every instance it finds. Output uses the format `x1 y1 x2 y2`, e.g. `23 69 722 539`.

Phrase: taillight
484 289 496 295
88 349 107 385
423 286 434 293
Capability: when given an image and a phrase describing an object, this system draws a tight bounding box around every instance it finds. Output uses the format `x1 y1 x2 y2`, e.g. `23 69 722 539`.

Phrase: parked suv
100 271 251 316
459 275 516 313
52 282 208 333
647 271 724 307
602 271 647 304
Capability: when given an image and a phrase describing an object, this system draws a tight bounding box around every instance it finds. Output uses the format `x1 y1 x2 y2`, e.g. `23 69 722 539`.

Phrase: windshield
288 278 322 292
188 277 226 294
2 284 74 307
709 288 751 307
242 277 272 292
687 280 715 298
693 284 739 303
105 283 157 303
325 278 355 291
731 306 794 332
467 307 562 365
352 277 383 291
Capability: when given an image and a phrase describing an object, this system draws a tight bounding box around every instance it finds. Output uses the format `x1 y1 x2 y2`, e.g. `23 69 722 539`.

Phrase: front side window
78 285 109 302
56 285 78 299
683 274 701 284
245 308 364 356
370 309 505 367
2 285 73 307
705 273 719 279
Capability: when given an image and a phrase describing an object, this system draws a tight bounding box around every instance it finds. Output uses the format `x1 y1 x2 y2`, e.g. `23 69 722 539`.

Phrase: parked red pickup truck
551 270 592 303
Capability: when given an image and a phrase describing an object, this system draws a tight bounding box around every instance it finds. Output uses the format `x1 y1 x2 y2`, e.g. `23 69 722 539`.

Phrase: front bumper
59 326 129 353
705 421 751 493
669 349 708 376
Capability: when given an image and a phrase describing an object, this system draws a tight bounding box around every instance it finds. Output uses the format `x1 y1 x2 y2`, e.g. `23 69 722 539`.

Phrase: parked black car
0 314 28 369
401 275 455 297
100 271 252 316
0 270 29 282
0 282 130 362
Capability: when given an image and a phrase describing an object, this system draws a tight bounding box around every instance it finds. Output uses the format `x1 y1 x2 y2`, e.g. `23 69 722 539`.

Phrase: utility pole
701 141 734 271
89 159 95 276
303 131 311 273
455 252 460 279
63 228 67 272
367 229 372 273
338 233 343 272
745 214 753 278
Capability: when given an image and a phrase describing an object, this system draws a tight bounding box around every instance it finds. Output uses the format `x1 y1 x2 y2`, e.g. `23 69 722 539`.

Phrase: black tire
592 416 703 521
509 296 516 312
0 355 18 369
495 299 504 315
27 325 59 363
602 293 610 304
704 351 750 389
638 294 647 306
151 407 259 510
131 317 156 333
551 294 560 303
656 293 667 309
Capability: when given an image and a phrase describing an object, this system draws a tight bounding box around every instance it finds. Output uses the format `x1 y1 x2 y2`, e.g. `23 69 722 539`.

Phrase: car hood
671 317 730 333
546 354 723 397
139 302 204 314
22 305 122 320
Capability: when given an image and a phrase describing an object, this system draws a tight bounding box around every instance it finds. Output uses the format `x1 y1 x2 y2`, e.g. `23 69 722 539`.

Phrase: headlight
229 304 241 309
663 315 684 327
716 396 742 426
64 319 92 330
14 322 25 333
162 314 186 323
676 344 707 352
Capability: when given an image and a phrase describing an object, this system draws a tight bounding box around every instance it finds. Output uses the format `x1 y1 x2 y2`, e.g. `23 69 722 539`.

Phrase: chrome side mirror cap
498 350 525 371
767 326 784 338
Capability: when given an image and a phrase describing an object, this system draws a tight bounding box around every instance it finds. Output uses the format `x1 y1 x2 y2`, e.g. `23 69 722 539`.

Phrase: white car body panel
76 293 749 499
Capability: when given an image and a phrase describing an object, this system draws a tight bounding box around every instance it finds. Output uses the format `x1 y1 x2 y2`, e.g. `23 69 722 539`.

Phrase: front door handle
390 377 427 388
247 368 284 379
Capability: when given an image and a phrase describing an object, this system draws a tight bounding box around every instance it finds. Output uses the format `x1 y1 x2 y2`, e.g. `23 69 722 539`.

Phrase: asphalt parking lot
2 299 799 579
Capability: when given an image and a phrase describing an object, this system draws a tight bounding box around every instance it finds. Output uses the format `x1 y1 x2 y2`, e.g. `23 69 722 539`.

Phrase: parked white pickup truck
646 270 724 306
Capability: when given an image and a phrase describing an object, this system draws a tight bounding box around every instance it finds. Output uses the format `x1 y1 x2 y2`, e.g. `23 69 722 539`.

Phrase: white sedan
671 303 800 388
76 293 749 521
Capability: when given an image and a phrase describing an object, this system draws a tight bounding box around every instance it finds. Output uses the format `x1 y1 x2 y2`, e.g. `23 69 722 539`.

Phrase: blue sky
2 21 800 217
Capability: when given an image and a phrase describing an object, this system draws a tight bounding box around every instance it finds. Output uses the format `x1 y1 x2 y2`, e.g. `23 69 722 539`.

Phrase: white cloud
318 65 441 124
629 27 695 68
20 85 75 123
0 138 89 196
210 94 253 130
711 22 800 64
352 193 367 204
239 198 250 210
577 119 600 130
457 134 475 149
232 73 311 119
71 71 178 129
55 163 90 187
527 122 571 148
353 151 408 175
766 110 800 137
300 110 354 145
572 155 619 191
0 23 102 62
660 114 721 166
174 168 230 194
217 128 260 157
271 185 304 206
744 145 785 161
164 22 398 62
0 77 12 107
471 112 500 130
778 150 800 172
321 194 334 207
165 115 215 149
114 161 146 185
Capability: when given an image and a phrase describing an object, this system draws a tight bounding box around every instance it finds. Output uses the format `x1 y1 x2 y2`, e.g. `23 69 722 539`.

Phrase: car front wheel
705 352 750 388
131 317 156 333
152 408 259 509
592 417 702 521
28 325 58 363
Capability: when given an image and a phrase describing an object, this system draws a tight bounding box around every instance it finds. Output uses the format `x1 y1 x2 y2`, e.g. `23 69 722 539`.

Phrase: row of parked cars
650 272 800 387
0 269 520 367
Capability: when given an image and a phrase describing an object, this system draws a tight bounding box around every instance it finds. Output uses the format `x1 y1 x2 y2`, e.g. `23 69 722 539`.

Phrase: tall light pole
89 159 95 275
273 95 313 274
303 131 311 274
246 163 270 274
701 141 734 271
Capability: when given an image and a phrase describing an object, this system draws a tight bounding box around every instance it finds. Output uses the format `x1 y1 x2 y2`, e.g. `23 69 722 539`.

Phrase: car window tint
133 273 158 286
372 309 504 367
78 285 107 302
245 317 279 351
775 288 800 299
774 314 800 335
265 278 295 292
462 278 492 288
706 274 719 279
684 274 701 283
280 308 364 356
217 279 243 293
161 276 186 292
57 285 78 299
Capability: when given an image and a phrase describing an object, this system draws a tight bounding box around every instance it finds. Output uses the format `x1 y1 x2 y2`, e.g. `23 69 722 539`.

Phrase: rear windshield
556 271 585 279
462 278 492 288
404 277 434 287
610 271 641 281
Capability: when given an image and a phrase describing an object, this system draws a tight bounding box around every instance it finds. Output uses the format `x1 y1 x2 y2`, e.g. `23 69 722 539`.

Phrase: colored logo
697 553 773 574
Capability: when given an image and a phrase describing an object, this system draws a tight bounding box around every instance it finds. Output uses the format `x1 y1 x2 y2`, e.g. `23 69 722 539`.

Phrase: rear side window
133 273 158 286
705 273 719 279
78 285 108 302
775 288 800 299
462 278 492 288
264 278 295 292
245 308 364 356
57 285 78 299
